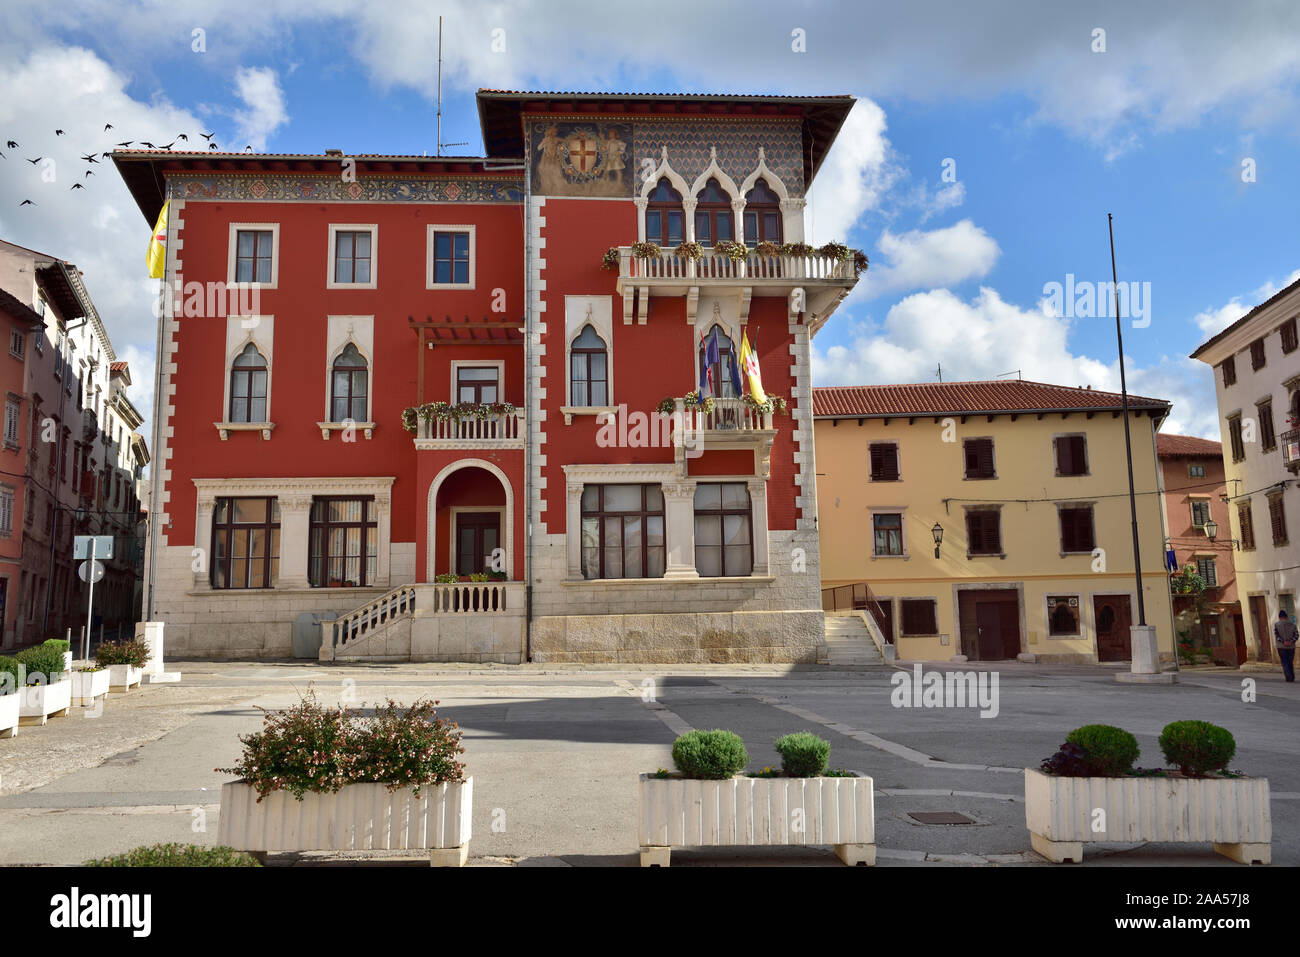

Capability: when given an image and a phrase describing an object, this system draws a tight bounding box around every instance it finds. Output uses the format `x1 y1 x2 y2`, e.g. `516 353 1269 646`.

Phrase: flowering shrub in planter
675 241 705 261
600 246 620 271
216 691 472 865
713 239 748 262
1027 721 1268 863
742 392 788 416
639 729 875 866
630 240 662 259
96 639 149 692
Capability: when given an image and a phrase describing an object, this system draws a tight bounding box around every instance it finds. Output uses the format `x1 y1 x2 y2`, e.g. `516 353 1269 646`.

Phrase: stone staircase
823 613 883 667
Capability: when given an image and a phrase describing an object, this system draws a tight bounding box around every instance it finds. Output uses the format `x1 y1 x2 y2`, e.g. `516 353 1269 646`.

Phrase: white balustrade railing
675 396 773 433
330 584 417 653
620 248 853 283
417 411 523 443
430 582 511 614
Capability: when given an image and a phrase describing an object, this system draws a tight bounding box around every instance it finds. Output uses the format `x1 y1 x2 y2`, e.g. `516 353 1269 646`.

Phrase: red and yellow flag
146 200 169 278
739 330 766 403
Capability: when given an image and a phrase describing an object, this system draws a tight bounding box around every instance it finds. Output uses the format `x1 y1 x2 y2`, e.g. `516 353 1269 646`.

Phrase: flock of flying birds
3 123 257 207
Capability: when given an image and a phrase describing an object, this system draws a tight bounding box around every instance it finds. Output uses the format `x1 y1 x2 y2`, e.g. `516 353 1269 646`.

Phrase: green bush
86 843 262 867
1159 720 1236 776
774 732 831 777
15 645 67 682
216 690 465 801
42 639 70 654
95 638 151 668
671 730 748 780
1065 724 1140 776
0 655 19 695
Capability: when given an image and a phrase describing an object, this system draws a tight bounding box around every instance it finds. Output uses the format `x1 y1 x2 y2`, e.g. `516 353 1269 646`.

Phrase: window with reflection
580 484 664 579
694 178 734 245
743 179 783 246
229 344 268 423
694 483 753 577
331 344 368 422
645 178 685 246
309 496 377 588
570 325 608 406
211 497 280 589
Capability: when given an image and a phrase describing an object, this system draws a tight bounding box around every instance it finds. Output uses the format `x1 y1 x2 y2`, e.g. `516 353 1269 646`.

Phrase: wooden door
1233 612 1248 665
958 589 1021 660
1093 594 1133 661
976 604 1005 660
454 513 500 577
1250 595 1272 662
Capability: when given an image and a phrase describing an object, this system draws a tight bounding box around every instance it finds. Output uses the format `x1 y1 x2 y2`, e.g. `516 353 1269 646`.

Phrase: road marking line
613 679 694 736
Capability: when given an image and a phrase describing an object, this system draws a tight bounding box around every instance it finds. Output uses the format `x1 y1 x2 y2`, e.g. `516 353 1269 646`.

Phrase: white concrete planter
637 773 875 866
216 777 473 866
70 669 110 707
18 678 73 726
0 693 17 738
106 664 142 692
1024 768 1271 864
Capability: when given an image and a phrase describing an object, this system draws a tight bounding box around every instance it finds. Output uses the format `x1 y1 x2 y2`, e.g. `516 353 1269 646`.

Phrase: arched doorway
425 460 514 581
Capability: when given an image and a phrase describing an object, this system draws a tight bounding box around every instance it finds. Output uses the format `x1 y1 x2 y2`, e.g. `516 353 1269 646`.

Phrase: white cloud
804 99 899 244
1191 267 1300 336
231 66 287 151
863 220 1000 296
916 181 965 223
812 286 1219 438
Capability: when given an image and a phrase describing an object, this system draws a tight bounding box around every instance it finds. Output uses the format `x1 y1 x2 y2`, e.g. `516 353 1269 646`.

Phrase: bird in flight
209 142 219 151
199 132 215 141
101 152 112 159
159 141 175 149
81 153 99 163
104 123 113 131
54 129 65 136
176 133 188 141
115 141 132 148
26 157 41 164
85 170 95 177
19 199 35 206
6 141 18 149
139 141 155 148
70 183 84 189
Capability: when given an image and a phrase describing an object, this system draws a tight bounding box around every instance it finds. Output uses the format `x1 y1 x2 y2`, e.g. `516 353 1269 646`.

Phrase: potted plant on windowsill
14 644 72 726
96 638 150 692
1026 722 1269 864
216 690 471 866
638 730 875 867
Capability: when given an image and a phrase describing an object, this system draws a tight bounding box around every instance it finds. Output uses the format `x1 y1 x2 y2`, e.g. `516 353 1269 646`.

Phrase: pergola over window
645 178 685 246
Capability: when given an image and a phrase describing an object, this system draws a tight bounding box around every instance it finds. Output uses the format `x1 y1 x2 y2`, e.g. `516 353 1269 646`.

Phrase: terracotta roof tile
812 380 1169 418
1155 433 1222 457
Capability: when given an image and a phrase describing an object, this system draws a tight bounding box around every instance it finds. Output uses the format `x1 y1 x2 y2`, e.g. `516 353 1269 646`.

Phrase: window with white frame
570 325 608 406
0 488 12 535
9 330 23 359
228 224 280 287
330 344 368 422
693 483 753 577
229 343 268 423
328 225 377 288
426 226 475 289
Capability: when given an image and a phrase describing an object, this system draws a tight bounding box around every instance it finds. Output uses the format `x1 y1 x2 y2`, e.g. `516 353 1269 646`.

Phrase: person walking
1275 610 1299 682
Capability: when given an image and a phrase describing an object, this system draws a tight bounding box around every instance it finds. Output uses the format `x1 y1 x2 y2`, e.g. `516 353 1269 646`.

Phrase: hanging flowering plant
754 240 783 258
682 389 715 415
400 400 516 433
631 240 662 259
852 249 870 277
675 241 705 261
714 239 749 262
655 396 678 415
743 392 789 415
780 242 814 257
816 241 854 262
600 247 620 270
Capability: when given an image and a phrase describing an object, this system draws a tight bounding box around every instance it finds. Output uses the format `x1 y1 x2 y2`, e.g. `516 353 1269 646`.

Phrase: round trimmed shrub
14 644 66 682
87 843 262 867
42 639 70 654
1065 724 1140 776
671 730 747 780
1159 720 1236 776
774 732 830 777
0 655 19 695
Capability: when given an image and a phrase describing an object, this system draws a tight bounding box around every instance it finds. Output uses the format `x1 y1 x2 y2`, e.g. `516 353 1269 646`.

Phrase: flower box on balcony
18 678 72 726
1024 768 1270 864
216 778 474 866
637 772 875 866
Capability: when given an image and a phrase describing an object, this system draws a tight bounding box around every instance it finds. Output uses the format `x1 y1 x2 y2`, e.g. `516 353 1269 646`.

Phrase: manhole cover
907 811 976 825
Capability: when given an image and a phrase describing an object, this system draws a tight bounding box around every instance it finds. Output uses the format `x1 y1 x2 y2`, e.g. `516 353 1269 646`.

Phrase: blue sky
2 0 1299 439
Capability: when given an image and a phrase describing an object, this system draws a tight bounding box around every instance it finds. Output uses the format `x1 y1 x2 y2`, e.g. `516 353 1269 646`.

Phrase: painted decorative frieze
529 121 634 197
168 173 524 204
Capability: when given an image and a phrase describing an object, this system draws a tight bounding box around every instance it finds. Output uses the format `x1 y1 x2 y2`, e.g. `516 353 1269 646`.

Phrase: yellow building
813 380 1177 664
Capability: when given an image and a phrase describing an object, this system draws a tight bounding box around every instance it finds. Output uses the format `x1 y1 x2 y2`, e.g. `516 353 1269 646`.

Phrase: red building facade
115 91 859 662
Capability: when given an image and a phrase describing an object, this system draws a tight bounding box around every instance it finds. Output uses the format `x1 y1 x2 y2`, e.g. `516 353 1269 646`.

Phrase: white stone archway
425 458 515 581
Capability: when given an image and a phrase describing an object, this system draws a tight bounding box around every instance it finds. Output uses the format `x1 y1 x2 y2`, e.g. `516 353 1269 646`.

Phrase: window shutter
870 444 898 481
1270 496 1288 545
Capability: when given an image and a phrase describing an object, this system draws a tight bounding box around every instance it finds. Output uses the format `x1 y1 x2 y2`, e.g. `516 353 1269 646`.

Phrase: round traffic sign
78 560 105 584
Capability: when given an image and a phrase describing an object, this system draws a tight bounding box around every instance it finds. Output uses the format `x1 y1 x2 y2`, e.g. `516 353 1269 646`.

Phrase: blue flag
700 327 720 398
728 334 743 396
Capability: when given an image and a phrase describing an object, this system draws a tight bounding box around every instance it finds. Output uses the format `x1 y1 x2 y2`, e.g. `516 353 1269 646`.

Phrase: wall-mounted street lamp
1203 519 1239 551
931 522 944 559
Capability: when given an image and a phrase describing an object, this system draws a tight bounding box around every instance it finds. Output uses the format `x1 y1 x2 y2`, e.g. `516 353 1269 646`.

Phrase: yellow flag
739 331 767 404
146 200 169 278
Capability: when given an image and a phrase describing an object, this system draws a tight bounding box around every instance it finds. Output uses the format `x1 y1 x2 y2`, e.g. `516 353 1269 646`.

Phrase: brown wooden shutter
870 443 899 481
967 510 1000 553
1056 436 1085 475
965 439 994 478
1228 417 1244 461
1270 496 1288 546
1221 357 1236 386
1239 502 1255 550
901 599 937 636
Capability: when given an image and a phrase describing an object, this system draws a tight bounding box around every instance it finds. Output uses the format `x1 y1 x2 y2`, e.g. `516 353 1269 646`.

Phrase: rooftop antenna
436 17 470 157
996 369 1022 379
936 363 942 383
